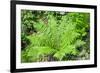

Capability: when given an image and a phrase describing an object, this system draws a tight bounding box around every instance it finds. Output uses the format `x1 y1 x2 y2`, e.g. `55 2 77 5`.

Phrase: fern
21 11 90 62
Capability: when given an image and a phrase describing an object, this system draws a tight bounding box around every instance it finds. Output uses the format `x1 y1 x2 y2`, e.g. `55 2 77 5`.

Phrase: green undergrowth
21 10 90 62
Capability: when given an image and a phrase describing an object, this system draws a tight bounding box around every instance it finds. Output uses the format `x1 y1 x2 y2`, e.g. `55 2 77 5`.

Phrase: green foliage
21 10 90 62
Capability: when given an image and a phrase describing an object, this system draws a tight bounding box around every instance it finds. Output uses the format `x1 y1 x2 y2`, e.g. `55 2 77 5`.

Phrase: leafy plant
21 10 90 62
